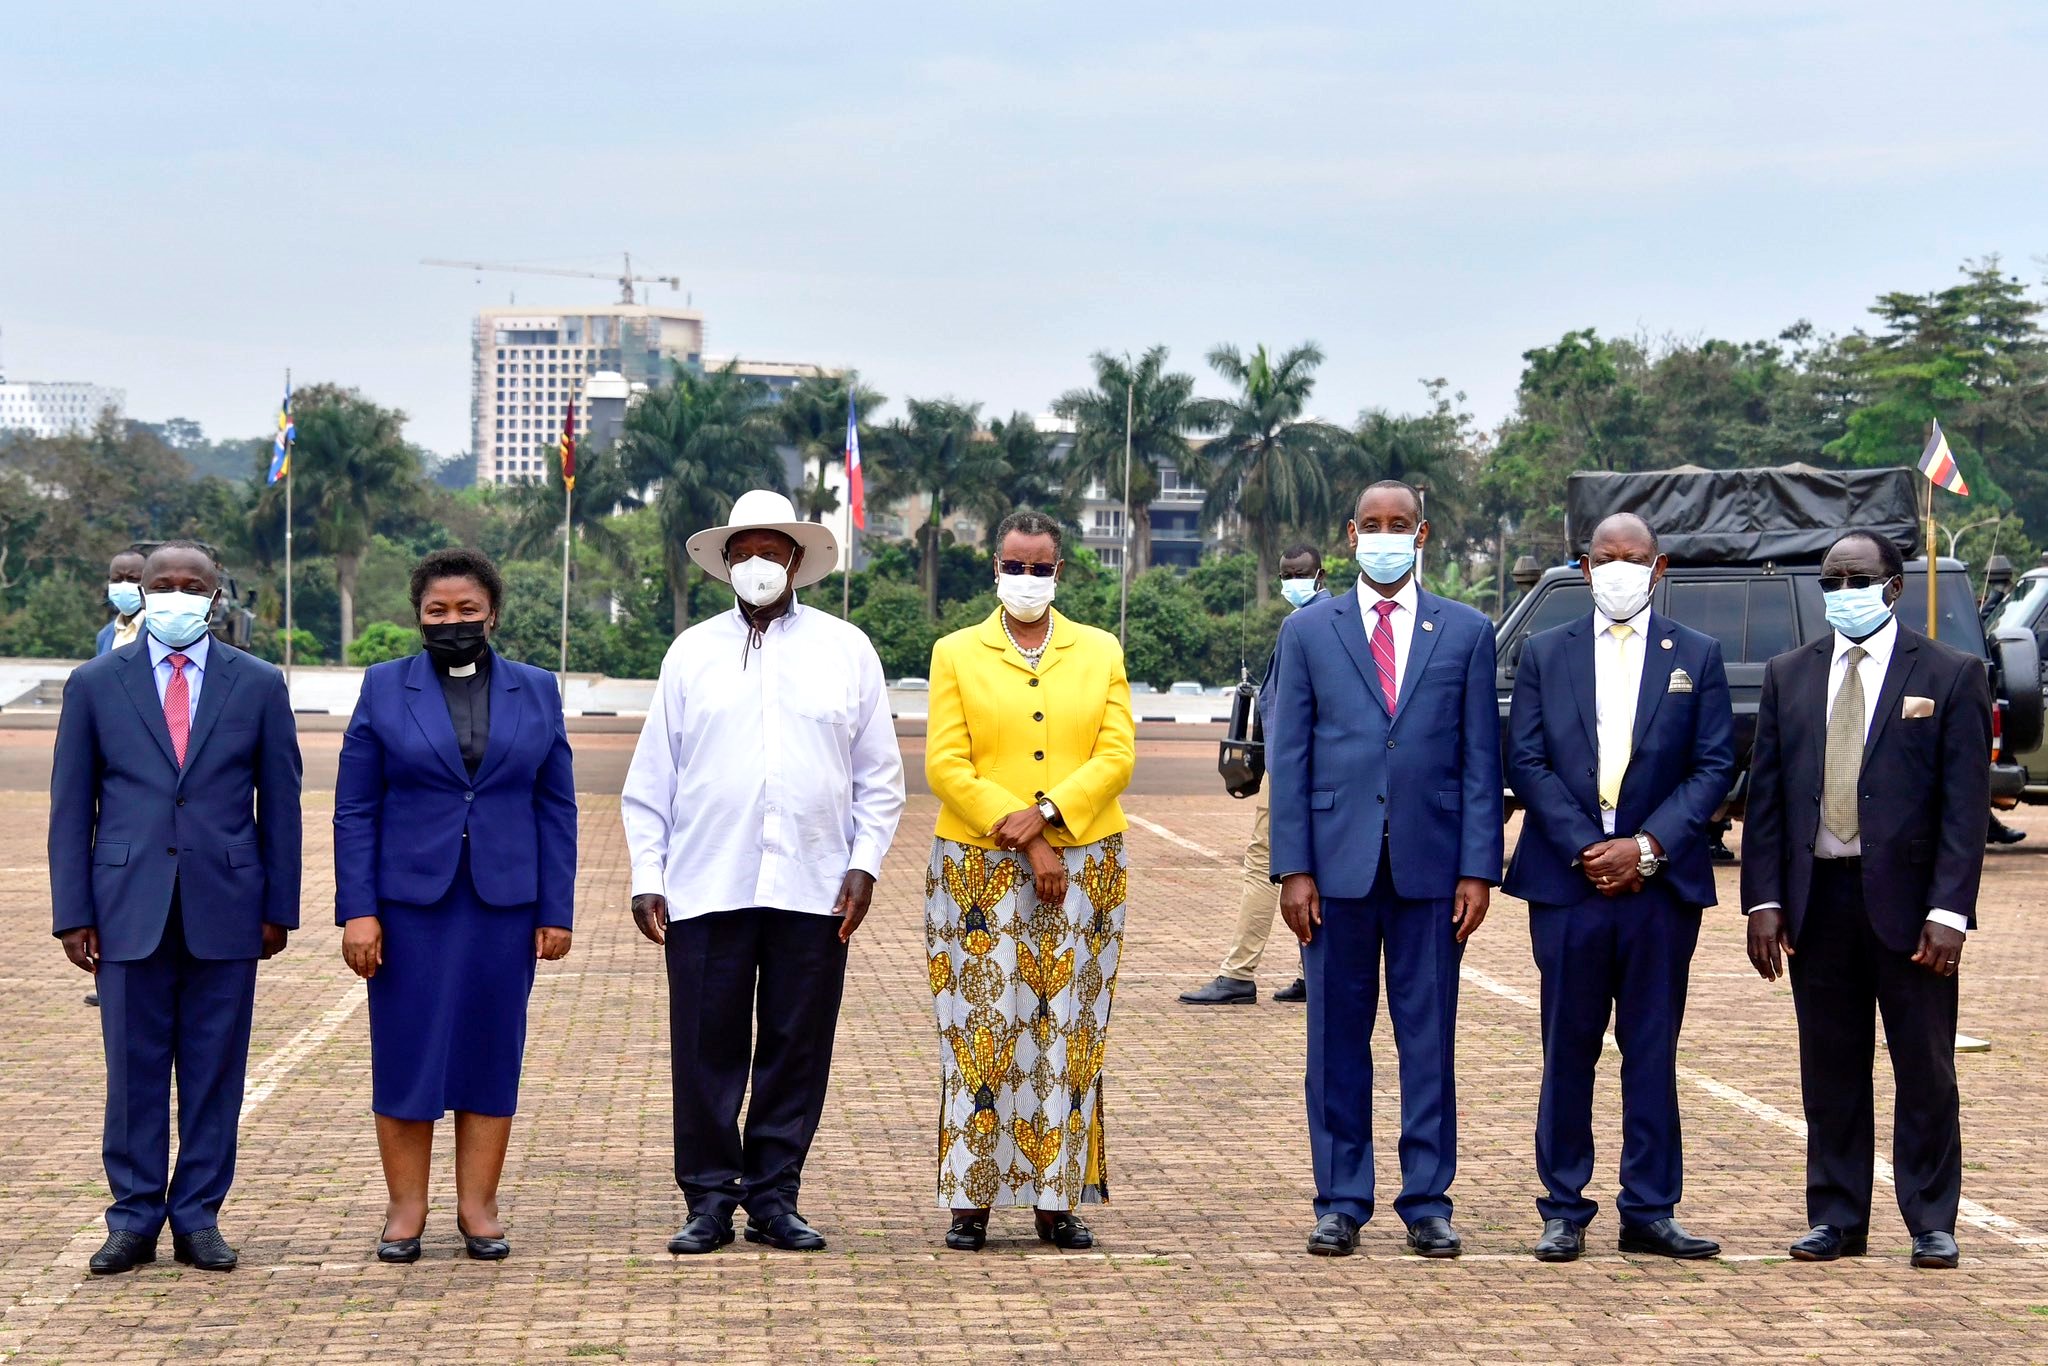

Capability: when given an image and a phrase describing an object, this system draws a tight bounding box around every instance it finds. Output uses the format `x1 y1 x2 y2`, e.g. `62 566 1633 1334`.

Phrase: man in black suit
1742 530 1989 1270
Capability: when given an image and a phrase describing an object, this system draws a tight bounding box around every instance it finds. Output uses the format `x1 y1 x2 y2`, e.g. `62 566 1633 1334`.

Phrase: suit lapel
978 610 1040 676
1328 589 1392 718
1035 610 1075 678
404 650 471 784
1562 617 1599 755
1393 592 1446 721
1863 629 1921 766
1629 615 1677 751
179 644 242 769
472 653 524 785
115 642 181 771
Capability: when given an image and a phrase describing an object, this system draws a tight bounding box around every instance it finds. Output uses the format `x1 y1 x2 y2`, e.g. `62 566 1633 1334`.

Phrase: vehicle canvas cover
1564 464 1922 565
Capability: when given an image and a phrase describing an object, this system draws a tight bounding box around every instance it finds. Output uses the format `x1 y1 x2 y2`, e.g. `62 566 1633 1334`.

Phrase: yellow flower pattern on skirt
927 835 1126 1210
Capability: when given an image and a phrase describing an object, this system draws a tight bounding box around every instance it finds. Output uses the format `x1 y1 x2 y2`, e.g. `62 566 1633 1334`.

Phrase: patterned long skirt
926 833 1128 1210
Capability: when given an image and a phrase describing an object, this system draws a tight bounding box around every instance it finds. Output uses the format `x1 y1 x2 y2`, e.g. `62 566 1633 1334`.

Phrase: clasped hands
991 807 1068 906
1580 835 1655 898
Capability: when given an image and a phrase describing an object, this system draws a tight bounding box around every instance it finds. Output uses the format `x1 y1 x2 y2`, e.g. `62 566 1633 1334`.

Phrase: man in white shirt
622 491 905 1257
1742 530 1990 1270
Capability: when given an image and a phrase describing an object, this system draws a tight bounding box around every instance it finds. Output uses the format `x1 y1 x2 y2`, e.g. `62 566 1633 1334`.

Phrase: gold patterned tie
1597 623 1634 811
1822 646 1867 843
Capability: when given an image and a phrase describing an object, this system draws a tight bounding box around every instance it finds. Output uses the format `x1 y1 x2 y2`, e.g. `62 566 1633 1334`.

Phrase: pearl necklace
1002 611 1051 668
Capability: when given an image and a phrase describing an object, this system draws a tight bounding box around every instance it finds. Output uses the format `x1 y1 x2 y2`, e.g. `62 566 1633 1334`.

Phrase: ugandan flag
267 381 293 484
1918 418 1968 496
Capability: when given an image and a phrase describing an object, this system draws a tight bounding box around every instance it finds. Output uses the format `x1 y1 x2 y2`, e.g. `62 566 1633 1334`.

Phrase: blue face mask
106 582 143 617
1280 578 1320 609
142 589 216 649
1354 533 1417 586
1823 582 1894 638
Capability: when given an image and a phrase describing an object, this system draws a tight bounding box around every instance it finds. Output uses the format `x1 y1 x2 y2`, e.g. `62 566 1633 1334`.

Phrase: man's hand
832 870 877 943
59 927 99 975
1911 920 1966 978
1747 907 1794 982
991 808 1049 851
631 893 669 945
1024 837 1069 906
535 927 573 961
1580 838 1638 893
1452 878 1491 941
341 917 382 979
1280 873 1321 944
260 925 289 960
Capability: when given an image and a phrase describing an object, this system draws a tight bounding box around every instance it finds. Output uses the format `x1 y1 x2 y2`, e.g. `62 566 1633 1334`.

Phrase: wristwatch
1036 795 1063 828
1634 833 1662 878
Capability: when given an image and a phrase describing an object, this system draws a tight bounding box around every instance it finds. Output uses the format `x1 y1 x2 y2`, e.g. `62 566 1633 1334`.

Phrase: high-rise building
0 377 125 438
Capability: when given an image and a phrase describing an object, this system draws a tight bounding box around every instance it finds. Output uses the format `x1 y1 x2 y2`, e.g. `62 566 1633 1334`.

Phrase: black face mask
421 620 491 669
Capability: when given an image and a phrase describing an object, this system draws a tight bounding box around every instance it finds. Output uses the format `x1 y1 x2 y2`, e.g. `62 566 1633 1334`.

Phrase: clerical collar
446 661 479 678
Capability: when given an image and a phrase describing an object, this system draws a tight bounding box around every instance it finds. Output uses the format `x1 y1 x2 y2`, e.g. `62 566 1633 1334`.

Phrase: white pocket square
1901 695 1936 719
1666 668 1693 694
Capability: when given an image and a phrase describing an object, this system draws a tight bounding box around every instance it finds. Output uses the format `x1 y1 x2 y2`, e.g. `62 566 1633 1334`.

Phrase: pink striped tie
1371 600 1398 714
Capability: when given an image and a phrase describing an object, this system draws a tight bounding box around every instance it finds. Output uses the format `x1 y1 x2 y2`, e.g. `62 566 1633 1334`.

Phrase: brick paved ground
5 753 2048 1362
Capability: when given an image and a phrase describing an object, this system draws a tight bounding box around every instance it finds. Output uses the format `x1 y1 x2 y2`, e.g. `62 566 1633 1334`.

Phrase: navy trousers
97 897 259 1237
1528 880 1700 1229
1301 854 1463 1225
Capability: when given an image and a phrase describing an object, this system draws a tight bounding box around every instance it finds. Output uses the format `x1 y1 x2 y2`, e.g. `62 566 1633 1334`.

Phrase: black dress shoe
172 1227 238 1271
944 1212 989 1252
1534 1218 1585 1263
377 1225 423 1264
85 990 100 1008
1035 1211 1094 1249
1272 978 1308 1003
1618 1218 1719 1259
455 1218 510 1261
1990 821 2028 846
1911 1230 1960 1269
1307 1212 1359 1257
1178 975 1256 1005
745 1212 826 1252
1789 1225 1868 1261
667 1214 735 1255
1405 1216 1463 1258
88 1230 157 1275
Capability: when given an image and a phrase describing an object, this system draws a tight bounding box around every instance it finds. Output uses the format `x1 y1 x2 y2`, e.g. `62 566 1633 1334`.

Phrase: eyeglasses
998 560 1058 578
1819 574 1892 593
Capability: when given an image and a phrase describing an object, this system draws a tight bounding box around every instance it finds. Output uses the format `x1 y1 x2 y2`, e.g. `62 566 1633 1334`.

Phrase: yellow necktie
1598 623 1634 811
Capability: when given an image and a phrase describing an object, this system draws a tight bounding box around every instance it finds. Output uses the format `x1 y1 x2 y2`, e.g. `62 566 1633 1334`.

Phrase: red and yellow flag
559 401 576 493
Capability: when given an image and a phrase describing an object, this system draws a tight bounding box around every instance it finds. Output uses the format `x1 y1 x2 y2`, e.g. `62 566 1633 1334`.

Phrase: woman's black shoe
377 1225 423 1264
1034 1211 1094 1249
455 1218 510 1261
945 1212 989 1251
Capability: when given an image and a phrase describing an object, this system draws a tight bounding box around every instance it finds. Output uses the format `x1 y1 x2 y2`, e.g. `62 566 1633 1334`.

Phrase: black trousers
1790 859 1961 1235
665 908 847 1223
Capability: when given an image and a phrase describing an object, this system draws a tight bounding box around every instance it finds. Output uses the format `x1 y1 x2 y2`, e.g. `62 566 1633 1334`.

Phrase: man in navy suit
1504 514 1735 1263
1269 481 1503 1258
95 545 147 658
50 541 302 1275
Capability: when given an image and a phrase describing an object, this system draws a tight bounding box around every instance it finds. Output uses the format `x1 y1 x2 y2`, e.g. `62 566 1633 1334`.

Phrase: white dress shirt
621 603 906 922
147 630 208 724
1593 604 1651 835
1747 615 1966 935
1356 574 1421 699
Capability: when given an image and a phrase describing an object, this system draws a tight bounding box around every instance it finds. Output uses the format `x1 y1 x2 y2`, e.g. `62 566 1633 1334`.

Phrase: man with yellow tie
1503 514 1735 1263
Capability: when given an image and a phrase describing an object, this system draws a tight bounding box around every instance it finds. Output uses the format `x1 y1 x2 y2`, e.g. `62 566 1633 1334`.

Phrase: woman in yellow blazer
923 509 1136 1253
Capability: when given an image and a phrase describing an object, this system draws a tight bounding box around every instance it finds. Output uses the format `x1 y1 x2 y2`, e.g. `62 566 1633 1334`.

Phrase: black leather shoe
88 1230 157 1275
1911 1230 1960 1269
85 989 100 1008
171 1227 238 1271
1178 975 1256 1005
1405 1216 1463 1258
1618 1218 1718 1259
377 1225 423 1264
1789 1225 1868 1261
744 1212 826 1252
1273 978 1308 1003
944 1212 989 1251
1990 820 2028 846
667 1214 735 1255
1307 1213 1359 1257
1035 1211 1094 1249
1534 1218 1585 1263
455 1218 510 1261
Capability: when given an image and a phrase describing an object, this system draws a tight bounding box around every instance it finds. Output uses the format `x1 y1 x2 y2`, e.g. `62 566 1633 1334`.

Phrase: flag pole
558 389 576 698
1925 441 1938 639
283 368 293 690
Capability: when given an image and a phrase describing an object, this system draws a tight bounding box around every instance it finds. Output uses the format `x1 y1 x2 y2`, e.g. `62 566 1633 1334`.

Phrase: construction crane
421 252 682 305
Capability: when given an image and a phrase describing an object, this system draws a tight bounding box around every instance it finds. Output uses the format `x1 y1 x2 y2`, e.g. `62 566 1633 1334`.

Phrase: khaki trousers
1219 786 1288 980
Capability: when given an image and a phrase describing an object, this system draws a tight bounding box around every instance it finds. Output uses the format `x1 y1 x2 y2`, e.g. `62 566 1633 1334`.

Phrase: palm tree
774 372 886 523
502 434 640 578
614 361 783 633
1053 347 1201 574
971 413 1082 550
869 398 1005 617
248 382 423 653
1346 387 1476 534
1188 342 1349 606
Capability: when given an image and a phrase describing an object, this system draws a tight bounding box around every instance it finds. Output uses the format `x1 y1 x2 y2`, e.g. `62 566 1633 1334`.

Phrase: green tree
774 372 886 522
850 577 943 678
345 620 417 666
869 398 1005 618
971 413 1080 549
1053 347 1201 574
503 435 640 578
1120 567 1209 689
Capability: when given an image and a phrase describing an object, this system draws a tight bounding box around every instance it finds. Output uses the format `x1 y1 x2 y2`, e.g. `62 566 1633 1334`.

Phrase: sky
5 0 2046 456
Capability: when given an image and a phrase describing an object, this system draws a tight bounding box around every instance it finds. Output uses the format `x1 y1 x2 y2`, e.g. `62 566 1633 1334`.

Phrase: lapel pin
1660 638 1674 650
1421 620 1434 632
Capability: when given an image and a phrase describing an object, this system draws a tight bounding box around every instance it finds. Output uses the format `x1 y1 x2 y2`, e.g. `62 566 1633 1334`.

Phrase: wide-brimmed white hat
685 488 840 589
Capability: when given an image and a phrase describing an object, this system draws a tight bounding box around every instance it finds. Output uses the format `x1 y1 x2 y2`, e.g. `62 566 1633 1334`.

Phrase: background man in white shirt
621 491 905 1257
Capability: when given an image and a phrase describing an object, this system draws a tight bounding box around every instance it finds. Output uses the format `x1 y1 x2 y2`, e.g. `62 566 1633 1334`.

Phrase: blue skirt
367 849 537 1122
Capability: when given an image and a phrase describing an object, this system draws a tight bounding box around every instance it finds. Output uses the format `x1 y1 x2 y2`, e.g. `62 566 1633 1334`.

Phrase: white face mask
997 572 1057 623
729 556 790 608
1589 560 1655 621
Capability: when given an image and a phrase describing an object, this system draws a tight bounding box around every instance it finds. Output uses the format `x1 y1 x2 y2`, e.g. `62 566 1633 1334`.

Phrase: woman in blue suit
334 548 577 1264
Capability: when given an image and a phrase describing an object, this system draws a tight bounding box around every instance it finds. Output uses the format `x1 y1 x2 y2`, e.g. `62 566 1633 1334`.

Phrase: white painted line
241 984 365 1118
1126 813 1227 862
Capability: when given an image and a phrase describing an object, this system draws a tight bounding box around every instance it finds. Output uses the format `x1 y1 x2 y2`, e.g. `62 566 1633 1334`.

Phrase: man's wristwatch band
1634 832 1661 878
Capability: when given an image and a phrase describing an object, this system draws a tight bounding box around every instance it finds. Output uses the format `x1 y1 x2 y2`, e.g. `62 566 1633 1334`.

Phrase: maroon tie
164 654 191 767
1371 600 1398 714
